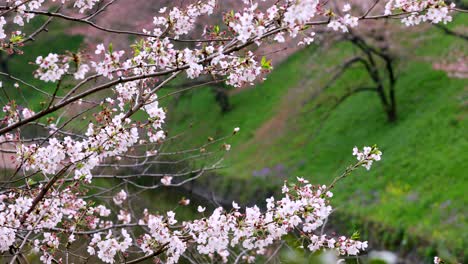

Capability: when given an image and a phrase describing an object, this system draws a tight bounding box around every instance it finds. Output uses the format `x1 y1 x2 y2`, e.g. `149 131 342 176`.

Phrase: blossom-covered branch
1 146 382 263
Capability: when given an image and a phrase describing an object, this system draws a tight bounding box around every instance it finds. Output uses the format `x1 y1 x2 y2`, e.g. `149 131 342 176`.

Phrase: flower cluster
34 53 70 82
1 188 87 257
0 0 101 40
166 0 216 38
0 145 381 264
161 175 173 185
224 51 262 87
87 230 132 264
88 177 371 264
16 112 140 182
2 102 35 125
92 44 126 79
73 63 90 79
0 17 6 39
352 145 383 170
138 210 187 263
385 0 455 26
328 14 359 33
113 190 127 206
183 183 346 263
73 0 101 13
2 102 19 126
0 0 453 94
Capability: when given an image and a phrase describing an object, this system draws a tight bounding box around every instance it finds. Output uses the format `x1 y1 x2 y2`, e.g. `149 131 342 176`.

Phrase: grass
165 16 468 261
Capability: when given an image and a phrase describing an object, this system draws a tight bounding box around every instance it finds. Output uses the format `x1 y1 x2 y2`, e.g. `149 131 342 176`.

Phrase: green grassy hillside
164 16 467 261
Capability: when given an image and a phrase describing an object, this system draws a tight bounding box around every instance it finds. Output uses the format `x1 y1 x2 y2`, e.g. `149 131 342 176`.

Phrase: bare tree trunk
384 54 398 122
212 86 231 113
349 32 399 122
0 52 10 74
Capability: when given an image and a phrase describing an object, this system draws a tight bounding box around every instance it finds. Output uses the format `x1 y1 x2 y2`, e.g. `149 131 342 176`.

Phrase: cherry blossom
21 107 34 119
91 44 125 79
385 0 455 26
34 53 70 82
161 176 173 186
0 17 6 39
352 145 383 170
113 190 127 206
73 63 90 80
0 0 461 263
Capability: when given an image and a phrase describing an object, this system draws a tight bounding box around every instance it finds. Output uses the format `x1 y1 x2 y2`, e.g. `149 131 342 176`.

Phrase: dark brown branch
434 23 468 41
5 8 232 43
19 165 70 224
126 243 170 264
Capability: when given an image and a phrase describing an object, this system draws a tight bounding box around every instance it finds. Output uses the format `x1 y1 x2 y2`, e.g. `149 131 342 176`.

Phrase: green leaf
10 35 23 43
27 179 37 185
351 230 361 240
261 56 272 70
